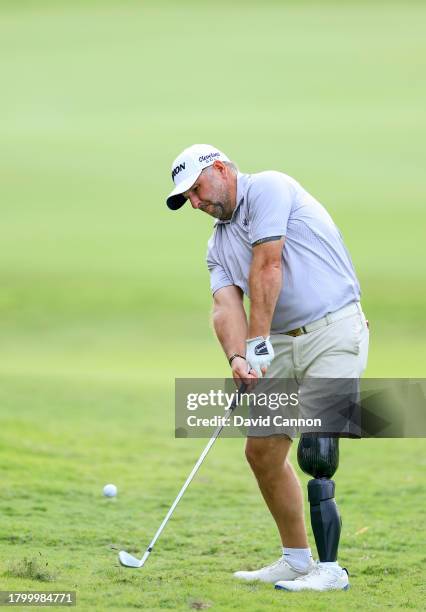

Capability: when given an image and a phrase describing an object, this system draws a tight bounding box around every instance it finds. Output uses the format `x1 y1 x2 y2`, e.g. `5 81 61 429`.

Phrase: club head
118 550 143 568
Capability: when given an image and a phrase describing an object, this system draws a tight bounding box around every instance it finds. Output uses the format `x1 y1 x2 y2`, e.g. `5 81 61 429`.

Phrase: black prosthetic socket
297 435 342 562
297 434 339 479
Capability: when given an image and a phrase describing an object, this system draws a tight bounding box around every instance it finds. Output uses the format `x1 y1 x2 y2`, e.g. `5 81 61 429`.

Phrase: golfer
166 144 369 592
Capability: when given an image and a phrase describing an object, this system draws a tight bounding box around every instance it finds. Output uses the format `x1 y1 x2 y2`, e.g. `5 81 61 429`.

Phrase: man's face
183 163 234 221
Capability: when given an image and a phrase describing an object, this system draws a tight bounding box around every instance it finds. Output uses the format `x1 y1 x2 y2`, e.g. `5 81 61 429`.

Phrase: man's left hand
246 336 275 377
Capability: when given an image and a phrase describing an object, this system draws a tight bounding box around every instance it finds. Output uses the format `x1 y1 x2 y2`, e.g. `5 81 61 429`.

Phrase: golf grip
142 382 247 563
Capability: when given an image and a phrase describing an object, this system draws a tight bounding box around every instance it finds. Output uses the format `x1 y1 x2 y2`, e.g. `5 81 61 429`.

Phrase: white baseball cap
166 144 230 210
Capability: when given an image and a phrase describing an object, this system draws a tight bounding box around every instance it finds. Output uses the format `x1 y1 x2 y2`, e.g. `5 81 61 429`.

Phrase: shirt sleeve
246 171 294 245
206 234 234 295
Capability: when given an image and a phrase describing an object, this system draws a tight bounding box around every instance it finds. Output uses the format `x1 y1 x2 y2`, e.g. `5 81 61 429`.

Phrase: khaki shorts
247 303 370 438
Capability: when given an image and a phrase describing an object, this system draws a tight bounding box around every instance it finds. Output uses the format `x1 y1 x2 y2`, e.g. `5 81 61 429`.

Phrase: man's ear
212 160 227 177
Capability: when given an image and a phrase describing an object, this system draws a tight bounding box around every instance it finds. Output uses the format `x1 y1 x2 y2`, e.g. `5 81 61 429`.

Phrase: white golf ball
103 483 117 498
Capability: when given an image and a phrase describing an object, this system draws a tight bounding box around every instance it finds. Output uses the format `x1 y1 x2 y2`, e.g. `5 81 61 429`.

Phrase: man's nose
189 194 201 209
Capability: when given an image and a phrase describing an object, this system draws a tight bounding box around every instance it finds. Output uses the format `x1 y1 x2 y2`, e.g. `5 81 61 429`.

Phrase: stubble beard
200 182 233 220
201 202 231 220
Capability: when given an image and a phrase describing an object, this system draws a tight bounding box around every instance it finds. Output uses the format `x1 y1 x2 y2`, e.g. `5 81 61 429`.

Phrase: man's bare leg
245 436 308 548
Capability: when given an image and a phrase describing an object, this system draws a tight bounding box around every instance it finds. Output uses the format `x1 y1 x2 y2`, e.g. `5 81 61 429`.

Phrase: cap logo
172 162 186 181
199 152 220 164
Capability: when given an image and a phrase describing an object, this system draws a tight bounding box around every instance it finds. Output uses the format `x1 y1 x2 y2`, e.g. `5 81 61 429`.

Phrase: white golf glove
246 336 275 377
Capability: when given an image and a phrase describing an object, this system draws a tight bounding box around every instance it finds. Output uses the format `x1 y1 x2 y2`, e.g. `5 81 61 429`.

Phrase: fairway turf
1 1 425 610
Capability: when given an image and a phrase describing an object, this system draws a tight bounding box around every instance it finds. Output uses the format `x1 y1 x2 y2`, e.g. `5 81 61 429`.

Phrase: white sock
282 547 312 572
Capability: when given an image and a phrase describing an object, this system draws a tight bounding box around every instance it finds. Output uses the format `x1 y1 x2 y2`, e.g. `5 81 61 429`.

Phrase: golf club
118 382 247 568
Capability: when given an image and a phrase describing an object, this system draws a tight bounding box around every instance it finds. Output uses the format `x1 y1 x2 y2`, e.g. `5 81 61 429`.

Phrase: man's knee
245 439 266 472
245 436 291 474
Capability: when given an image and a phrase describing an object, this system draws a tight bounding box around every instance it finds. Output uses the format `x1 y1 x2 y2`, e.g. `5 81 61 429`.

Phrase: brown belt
281 303 363 337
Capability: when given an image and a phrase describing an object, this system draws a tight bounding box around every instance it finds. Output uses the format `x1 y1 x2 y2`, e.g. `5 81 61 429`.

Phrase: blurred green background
0 1 425 609
1 0 425 382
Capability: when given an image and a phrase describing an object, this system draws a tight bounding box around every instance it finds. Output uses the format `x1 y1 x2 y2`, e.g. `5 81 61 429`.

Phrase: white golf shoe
275 561 349 592
234 556 314 584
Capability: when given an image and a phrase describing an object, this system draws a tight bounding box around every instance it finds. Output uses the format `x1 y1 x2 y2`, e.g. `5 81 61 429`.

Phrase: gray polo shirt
206 171 360 332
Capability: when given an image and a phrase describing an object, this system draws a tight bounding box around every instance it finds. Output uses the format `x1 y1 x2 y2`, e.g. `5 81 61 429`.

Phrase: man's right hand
231 356 258 390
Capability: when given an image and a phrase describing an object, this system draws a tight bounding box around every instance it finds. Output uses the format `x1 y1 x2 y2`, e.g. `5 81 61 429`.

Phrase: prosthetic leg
297 434 341 562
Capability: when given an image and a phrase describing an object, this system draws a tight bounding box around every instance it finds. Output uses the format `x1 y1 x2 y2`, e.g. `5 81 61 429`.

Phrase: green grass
1 378 425 609
0 1 425 610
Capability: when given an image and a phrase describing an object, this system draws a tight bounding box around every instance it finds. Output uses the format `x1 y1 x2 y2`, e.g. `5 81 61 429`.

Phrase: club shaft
141 383 247 562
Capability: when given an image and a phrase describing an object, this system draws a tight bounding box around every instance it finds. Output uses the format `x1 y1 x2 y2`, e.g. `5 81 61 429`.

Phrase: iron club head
118 550 144 568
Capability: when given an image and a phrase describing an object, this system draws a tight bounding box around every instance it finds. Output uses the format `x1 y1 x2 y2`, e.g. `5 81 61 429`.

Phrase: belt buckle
287 327 303 337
